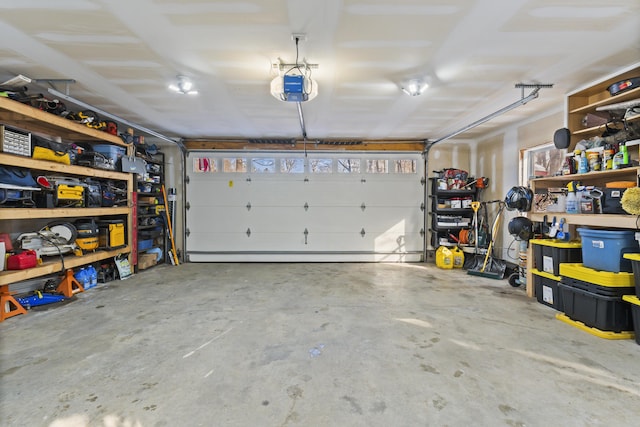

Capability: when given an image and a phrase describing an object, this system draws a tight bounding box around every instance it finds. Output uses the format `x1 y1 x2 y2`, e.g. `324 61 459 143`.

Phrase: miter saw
17 222 80 258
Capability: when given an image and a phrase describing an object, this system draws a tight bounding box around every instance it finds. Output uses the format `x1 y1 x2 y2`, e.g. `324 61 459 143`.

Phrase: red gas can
7 250 38 270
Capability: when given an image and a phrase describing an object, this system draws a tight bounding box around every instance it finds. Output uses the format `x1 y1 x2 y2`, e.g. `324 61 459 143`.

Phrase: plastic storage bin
92 144 126 163
623 253 640 297
558 284 634 332
530 239 582 276
138 239 154 251
559 263 635 288
622 295 640 345
532 268 564 311
577 228 639 273
558 263 635 332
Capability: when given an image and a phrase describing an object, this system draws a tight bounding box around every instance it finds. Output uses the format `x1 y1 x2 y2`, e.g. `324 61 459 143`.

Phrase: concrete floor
1 262 639 427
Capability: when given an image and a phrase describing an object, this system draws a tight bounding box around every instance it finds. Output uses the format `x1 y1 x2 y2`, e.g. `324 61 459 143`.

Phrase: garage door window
395 159 417 174
337 159 361 173
310 159 332 173
251 158 276 173
223 158 247 172
281 158 305 173
367 159 388 173
193 157 217 173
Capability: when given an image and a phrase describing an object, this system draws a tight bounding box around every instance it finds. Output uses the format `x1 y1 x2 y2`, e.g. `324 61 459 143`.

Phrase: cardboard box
138 253 157 270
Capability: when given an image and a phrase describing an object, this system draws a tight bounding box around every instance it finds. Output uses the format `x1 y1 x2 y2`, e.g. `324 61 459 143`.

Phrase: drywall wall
159 144 185 262
517 112 564 151
426 142 472 178
474 110 564 263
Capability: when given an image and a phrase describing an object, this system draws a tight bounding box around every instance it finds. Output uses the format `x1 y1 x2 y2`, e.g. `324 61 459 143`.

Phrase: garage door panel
188 208 423 235
360 184 423 203
187 183 254 206
302 231 424 252
188 231 305 252
188 208 324 232
359 231 424 253
187 231 424 254
187 207 252 232
306 183 423 206
361 207 423 229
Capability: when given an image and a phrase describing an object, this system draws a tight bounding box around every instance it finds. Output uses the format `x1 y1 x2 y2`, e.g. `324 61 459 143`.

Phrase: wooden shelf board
0 246 131 286
527 212 639 228
572 114 640 136
0 153 133 180
530 166 640 184
0 206 129 220
569 86 640 114
0 97 125 146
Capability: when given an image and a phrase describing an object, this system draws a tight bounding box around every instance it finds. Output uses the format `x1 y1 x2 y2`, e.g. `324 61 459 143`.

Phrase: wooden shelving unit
0 97 134 291
566 64 640 150
526 64 640 297
526 165 640 297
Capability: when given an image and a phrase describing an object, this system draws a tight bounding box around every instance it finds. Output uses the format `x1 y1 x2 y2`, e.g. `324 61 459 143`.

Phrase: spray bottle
613 142 628 169
565 181 579 214
578 151 589 174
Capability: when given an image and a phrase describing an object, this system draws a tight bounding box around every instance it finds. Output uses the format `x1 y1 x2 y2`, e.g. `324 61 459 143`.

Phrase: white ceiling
0 0 639 144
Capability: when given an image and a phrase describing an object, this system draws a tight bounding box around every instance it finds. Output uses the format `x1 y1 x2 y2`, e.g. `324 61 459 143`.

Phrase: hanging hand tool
541 214 550 237
556 218 566 240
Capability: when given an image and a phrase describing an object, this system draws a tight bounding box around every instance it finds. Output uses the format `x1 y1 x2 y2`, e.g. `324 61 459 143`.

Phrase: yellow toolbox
98 220 125 248
56 184 84 206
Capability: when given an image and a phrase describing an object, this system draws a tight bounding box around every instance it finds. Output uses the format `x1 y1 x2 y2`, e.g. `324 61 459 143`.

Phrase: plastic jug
435 246 454 269
452 246 465 268
86 264 98 288
74 268 90 289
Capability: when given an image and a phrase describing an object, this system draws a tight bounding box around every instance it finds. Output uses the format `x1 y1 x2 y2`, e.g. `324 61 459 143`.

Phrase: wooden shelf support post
0 285 27 322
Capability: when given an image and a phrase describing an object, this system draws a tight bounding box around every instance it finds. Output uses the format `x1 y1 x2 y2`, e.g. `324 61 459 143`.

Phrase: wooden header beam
184 139 426 152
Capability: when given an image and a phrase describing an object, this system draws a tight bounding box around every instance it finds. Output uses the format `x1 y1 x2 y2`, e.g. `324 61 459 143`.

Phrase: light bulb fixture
402 79 428 97
169 75 198 95
270 35 318 102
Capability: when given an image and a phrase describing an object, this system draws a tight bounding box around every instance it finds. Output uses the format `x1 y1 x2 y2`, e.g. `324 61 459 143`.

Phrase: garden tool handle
471 201 481 212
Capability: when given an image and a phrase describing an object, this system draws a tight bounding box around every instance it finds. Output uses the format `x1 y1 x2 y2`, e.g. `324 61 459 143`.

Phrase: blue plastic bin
138 239 154 251
577 228 639 273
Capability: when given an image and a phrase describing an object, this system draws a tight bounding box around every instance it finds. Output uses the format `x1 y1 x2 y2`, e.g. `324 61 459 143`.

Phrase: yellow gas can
452 246 465 268
435 246 454 269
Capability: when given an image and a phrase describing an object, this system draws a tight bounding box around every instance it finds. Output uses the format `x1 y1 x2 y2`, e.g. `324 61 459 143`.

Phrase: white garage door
185 151 425 262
